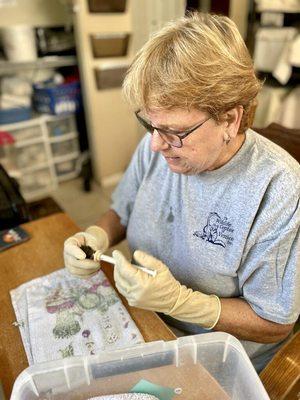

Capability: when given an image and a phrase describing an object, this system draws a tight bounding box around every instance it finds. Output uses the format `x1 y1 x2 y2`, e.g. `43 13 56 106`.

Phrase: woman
64 12 300 372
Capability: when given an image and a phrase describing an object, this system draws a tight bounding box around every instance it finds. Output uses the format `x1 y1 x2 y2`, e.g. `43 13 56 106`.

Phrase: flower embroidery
10 270 144 364
59 343 74 358
44 278 122 356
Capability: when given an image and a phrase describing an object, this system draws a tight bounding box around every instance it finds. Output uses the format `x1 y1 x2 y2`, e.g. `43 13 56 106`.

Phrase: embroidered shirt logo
193 212 234 248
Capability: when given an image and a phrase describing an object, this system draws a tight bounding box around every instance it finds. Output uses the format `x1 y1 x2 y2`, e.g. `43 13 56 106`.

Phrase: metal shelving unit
0 56 77 76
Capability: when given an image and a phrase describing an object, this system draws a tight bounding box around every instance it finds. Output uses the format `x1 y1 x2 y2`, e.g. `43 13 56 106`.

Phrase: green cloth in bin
130 380 175 400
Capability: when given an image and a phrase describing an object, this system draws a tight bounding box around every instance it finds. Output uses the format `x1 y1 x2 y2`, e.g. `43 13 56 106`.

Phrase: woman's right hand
64 226 109 277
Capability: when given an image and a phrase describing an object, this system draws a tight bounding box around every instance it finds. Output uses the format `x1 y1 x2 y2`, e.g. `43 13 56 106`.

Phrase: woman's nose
150 130 170 152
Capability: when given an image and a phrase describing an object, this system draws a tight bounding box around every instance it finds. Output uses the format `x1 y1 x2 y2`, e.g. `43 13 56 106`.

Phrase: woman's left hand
112 250 221 329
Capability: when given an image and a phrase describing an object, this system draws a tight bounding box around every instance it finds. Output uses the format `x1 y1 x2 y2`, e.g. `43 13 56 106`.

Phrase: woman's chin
168 163 192 175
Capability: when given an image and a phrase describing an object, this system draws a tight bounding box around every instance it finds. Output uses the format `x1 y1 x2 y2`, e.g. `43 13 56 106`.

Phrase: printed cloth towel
88 395 159 400
10 268 144 364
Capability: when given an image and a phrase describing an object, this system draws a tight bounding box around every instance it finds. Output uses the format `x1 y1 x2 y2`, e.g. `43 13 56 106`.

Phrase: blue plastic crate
33 81 82 115
0 107 32 125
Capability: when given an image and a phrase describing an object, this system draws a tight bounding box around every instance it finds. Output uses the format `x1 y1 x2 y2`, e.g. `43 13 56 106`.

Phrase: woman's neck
209 133 246 171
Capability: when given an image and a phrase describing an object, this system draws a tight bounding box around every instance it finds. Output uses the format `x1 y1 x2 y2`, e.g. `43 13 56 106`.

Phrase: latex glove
64 226 109 277
113 250 221 329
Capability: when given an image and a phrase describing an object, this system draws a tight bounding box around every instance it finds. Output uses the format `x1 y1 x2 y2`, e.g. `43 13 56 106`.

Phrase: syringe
80 245 157 277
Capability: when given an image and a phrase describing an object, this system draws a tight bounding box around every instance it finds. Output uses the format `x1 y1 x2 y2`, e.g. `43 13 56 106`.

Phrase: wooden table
259 330 300 400
0 213 175 398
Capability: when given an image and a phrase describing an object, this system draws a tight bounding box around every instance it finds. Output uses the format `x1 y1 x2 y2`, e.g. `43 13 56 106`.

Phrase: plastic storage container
55 157 80 182
33 81 81 115
46 115 77 137
19 167 54 194
15 143 47 169
10 124 43 143
51 138 79 158
11 333 270 400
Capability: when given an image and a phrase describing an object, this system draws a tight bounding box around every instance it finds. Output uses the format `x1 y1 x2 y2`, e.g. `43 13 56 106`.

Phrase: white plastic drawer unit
51 138 79 159
11 333 270 400
46 115 77 137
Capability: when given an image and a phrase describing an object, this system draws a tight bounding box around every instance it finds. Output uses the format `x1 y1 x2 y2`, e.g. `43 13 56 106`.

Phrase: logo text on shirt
193 212 234 248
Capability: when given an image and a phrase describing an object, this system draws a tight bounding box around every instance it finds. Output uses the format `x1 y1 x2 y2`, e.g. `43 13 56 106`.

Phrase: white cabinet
0 114 81 200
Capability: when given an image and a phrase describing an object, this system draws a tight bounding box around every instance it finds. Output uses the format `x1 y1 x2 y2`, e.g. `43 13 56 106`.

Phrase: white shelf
92 56 132 68
86 13 131 34
21 163 49 174
22 185 57 201
0 114 76 130
0 116 42 130
0 56 77 75
53 151 79 163
256 7 300 13
57 171 80 182
15 137 44 148
49 132 77 143
43 114 74 122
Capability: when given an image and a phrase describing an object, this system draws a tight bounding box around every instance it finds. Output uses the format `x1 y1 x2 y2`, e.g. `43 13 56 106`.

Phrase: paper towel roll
1 25 37 62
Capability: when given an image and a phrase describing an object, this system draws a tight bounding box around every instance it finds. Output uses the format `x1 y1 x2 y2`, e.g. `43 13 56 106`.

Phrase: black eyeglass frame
135 110 211 148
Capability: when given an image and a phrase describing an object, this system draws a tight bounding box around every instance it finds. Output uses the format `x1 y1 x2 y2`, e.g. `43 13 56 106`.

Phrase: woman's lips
165 156 181 165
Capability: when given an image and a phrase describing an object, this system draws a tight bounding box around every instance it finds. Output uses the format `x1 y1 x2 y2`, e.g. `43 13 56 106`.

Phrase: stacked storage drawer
1 117 56 199
0 114 81 200
46 115 80 182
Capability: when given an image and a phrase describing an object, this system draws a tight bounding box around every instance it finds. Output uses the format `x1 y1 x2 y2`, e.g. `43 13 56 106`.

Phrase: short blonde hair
123 12 262 133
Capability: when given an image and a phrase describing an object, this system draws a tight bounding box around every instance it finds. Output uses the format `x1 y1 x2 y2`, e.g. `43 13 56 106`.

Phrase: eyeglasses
135 111 211 148
135 110 211 148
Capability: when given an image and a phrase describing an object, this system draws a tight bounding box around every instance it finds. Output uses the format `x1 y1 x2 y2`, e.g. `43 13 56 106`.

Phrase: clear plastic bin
51 138 79 158
10 125 43 143
19 167 53 193
16 143 47 169
55 159 77 176
47 116 77 137
11 333 270 400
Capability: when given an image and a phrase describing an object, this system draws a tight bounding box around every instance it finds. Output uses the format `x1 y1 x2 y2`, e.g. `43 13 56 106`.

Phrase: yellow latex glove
112 250 221 329
64 226 109 277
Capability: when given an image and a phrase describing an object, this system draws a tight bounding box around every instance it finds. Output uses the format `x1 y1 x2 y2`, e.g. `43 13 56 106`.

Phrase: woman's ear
224 106 244 140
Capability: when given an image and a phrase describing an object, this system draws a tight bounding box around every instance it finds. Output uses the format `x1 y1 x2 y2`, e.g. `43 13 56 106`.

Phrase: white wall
229 0 249 39
0 0 70 27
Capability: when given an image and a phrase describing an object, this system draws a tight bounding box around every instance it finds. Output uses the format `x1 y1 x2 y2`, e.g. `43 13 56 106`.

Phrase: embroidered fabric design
88 395 159 400
10 268 144 364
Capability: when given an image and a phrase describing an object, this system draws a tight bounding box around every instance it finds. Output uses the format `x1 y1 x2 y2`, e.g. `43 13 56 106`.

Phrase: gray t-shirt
111 129 300 372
